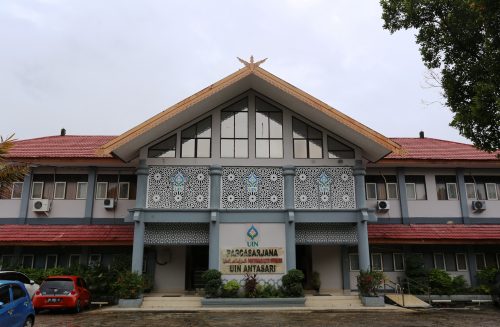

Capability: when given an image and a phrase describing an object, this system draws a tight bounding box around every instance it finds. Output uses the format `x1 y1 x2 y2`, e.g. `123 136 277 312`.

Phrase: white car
0 271 40 298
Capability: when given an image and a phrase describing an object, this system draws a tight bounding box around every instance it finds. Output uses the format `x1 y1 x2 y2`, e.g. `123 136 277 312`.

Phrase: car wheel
23 316 34 327
74 299 81 313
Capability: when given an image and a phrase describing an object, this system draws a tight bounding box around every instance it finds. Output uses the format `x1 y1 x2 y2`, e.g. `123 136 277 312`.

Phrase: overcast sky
0 0 470 144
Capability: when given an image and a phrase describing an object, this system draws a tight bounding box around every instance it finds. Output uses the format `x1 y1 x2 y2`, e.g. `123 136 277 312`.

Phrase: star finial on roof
237 55 267 70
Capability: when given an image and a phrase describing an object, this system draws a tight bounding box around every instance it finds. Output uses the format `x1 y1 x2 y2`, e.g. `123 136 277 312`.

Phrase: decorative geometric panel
295 223 358 245
144 223 209 245
147 166 210 209
294 167 355 209
221 167 284 209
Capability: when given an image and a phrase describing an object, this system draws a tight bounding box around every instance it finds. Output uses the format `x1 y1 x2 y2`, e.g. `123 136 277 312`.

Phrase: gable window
76 182 88 199
327 136 354 159
405 175 427 200
292 117 322 159
255 97 283 158
31 182 44 199
435 176 458 200
221 98 248 158
148 134 176 158
181 116 212 158
53 182 66 200
11 182 23 199
365 175 398 200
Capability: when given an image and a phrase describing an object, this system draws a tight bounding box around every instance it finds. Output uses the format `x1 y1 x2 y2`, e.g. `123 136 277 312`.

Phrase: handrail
403 276 432 304
383 279 405 307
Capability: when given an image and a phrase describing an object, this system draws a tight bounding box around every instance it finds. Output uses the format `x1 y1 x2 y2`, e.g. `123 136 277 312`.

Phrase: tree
380 0 500 152
0 135 28 184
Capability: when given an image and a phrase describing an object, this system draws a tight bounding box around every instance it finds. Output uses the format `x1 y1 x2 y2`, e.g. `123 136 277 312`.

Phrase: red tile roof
387 137 499 161
0 224 133 245
7 135 115 159
369 224 500 244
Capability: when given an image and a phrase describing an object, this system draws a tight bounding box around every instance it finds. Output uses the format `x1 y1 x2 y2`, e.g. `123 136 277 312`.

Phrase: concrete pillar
467 247 478 287
354 160 370 271
397 168 410 224
84 167 96 223
283 165 296 271
18 170 32 223
131 160 148 274
457 169 470 224
341 246 351 294
208 165 222 270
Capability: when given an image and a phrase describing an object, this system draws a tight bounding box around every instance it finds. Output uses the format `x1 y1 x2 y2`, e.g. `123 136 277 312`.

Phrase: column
341 246 351 294
84 167 96 223
283 165 296 270
354 160 370 271
397 168 410 224
18 170 32 223
467 247 478 287
131 159 148 274
457 169 470 224
208 165 222 270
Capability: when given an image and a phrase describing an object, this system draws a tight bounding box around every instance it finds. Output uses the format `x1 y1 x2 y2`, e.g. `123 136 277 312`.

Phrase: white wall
311 245 343 292
28 200 85 218
93 199 135 219
0 200 21 218
153 246 186 293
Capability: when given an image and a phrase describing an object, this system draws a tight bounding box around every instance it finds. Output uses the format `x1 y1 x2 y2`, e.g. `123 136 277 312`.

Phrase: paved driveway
35 308 500 327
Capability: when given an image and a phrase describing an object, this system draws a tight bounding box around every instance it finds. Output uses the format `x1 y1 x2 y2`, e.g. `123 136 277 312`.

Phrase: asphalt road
34 307 500 327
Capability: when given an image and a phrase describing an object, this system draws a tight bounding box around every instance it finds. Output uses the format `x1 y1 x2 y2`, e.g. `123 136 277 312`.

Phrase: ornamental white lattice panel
147 166 210 209
294 167 355 209
295 223 358 245
144 223 209 245
221 167 284 209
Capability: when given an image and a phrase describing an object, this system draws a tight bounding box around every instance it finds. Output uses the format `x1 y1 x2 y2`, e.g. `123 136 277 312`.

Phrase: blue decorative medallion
171 171 188 194
246 171 260 194
247 224 259 240
318 171 332 195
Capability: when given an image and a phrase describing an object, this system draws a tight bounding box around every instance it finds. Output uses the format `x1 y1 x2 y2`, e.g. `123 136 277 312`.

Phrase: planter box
360 296 385 307
201 297 306 307
118 297 143 308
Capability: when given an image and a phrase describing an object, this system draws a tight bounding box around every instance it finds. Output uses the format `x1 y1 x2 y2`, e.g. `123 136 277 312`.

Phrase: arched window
255 97 283 158
220 98 248 158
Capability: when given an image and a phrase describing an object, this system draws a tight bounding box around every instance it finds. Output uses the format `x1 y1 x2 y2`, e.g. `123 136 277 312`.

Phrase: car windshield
0 272 30 284
40 279 74 295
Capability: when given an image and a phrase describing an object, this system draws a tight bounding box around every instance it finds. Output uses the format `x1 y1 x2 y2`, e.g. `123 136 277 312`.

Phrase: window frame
0 255 14 270
485 183 498 200
446 183 458 200
475 253 486 271
220 99 249 158
366 183 377 200
255 99 283 159
386 183 399 200
69 254 81 268
181 116 212 158
455 253 468 271
53 181 67 200
465 183 477 199
393 253 405 272
11 182 24 199
118 182 130 200
21 254 34 269
405 183 417 200
31 181 44 200
433 253 446 270
371 253 384 271
148 134 177 158
95 182 108 200
88 254 101 268
76 182 88 200
292 117 323 159
327 135 354 159
496 253 500 269
44 254 58 270
349 253 360 271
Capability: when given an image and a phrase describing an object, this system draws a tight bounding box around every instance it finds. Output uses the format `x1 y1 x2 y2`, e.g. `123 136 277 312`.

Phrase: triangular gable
100 59 402 162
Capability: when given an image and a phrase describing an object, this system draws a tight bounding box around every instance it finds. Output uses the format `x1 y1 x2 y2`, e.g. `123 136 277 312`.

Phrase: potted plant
357 270 385 307
113 271 145 308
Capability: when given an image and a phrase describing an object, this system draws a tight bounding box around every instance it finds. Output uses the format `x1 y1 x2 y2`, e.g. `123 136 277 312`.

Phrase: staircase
141 295 202 309
305 295 364 309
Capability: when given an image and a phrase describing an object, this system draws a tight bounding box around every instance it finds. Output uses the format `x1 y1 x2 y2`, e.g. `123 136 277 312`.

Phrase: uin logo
246 224 260 247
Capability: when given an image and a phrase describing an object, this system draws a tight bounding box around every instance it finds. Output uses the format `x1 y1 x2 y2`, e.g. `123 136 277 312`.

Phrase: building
1 59 499 294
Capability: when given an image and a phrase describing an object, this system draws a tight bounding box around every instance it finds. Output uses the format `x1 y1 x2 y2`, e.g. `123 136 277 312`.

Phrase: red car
32 276 91 313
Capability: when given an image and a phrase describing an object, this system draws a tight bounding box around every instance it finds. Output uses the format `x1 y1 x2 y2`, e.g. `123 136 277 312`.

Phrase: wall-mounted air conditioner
32 199 50 212
103 198 115 209
376 200 390 212
472 200 486 212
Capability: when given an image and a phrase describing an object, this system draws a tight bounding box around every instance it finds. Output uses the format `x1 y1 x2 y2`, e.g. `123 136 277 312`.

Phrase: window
349 254 359 271
371 253 383 271
465 183 476 199
11 182 23 199
12 284 26 300
45 254 58 270
393 253 405 271
76 182 88 199
486 183 498 200
181 116 212 158
435 176 458 200
95 182 108 199
21 255 34 269
475 253 486 271
433 253 446 270
118 182 130 200
0 255 14 270
405 176 426 200
31 181 44 199
148 134 176 158
292 117 322 158
365 175 398 200
53 182 66 199
255 97 283 158
456 253 468 271
327 136 354 159
0 285 10 304
221 98 248 158
464 176 500 200
497 254 500 269
69 254 80 268
88 254 101 268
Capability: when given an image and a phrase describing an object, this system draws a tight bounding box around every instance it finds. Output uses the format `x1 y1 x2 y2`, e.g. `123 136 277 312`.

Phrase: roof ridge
389 137 475 146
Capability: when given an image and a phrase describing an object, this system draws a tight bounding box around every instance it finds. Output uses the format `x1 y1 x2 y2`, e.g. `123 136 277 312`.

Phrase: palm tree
0 134 28 184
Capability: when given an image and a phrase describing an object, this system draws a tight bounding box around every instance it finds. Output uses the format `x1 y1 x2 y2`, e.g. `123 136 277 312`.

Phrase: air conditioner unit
103 198 115 209
32 199 50 212
377 200 390 212
472 200 486 212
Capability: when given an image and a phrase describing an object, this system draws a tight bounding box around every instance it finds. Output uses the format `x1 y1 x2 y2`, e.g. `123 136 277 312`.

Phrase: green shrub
403 255 429 294
356 270 385 297
451 275 468 294
244 274 258 298
477 267 500 294
281 269 304 297
312 271 321 292
205 279 222 298
202 269 222 283
222 280 240 298
112 271 145 299
428 269 453 295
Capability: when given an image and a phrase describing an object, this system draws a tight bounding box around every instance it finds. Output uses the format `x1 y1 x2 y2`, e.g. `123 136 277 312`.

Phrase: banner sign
220 247 285 274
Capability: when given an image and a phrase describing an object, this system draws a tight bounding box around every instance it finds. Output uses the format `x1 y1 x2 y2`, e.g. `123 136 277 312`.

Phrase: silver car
0 272 39 299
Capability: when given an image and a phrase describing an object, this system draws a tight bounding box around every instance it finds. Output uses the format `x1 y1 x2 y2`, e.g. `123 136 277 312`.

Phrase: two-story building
1 59 499 294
